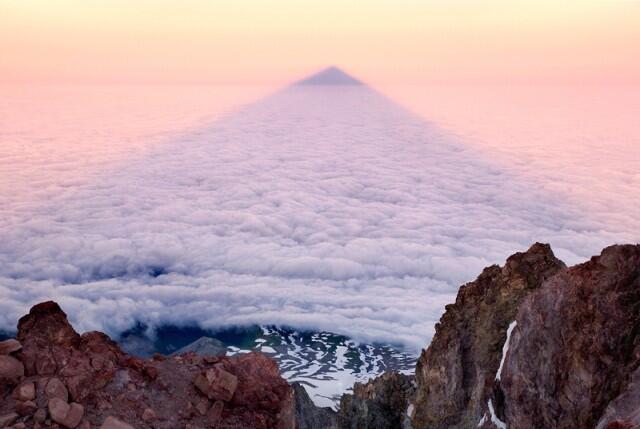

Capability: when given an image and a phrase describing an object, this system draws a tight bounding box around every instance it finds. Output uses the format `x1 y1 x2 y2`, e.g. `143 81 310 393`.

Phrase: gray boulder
171 337 227 357
293 382 337 429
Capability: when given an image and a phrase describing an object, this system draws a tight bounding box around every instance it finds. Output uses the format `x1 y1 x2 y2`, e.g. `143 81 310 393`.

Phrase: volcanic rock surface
411 242 566 428
327 243 640 428
337 371 415 429
0 302 295 429
291 382 337 429
493 244 640 429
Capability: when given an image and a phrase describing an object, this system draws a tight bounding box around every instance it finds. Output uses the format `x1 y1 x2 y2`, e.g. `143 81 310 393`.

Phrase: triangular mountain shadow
0 63 599 361
296 66 363 86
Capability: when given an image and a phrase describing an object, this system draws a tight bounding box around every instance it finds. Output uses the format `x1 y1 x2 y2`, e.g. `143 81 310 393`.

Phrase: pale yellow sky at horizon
1 0 639 85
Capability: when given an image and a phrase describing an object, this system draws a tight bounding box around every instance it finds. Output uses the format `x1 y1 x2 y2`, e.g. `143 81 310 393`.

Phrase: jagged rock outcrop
292 382 337 429
0 301 295 429
16 301 127 403
402 243 639 429
488 244 640 429
411 243 566 428
337 372 415 429
327 243 639 429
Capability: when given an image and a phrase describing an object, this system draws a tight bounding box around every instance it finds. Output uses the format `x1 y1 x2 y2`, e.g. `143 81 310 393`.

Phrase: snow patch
488 399 507 429
496 321 517 381
265 328 416 408
406 403 415 417
478 413 487 426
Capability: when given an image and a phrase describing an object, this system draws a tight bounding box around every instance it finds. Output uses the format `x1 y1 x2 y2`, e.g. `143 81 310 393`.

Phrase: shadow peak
296 66 363 86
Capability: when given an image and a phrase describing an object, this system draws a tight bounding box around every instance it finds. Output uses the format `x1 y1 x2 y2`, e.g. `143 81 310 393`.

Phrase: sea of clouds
0 84 637 351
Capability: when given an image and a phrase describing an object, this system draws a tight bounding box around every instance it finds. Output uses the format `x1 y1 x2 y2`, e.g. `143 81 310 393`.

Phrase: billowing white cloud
0 85 636 351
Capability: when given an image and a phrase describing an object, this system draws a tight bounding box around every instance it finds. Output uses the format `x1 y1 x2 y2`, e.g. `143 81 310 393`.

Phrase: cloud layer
0 85 636 350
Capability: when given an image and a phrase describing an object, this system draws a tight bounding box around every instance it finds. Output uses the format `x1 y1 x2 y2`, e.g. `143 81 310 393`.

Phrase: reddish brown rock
194 398 209 416
99 416 134 429
45 378 69 402
33 408 47 423
596 367 640 429
12 382 35 402
225 352 296 428
48 397 70 422
17 301 80 376
0 355 25 383
411 243 566 429
0 412 19 428
496 245 640 429
207 400 224 426
142 363 158 381
17 301 79 343
49 398 84 428
65 403 85 428
604 421 635 429
141 407 156 422
193 366 238 402
14 302 125 404
1 301 296 429
16 301 123 400
15 400 37 416
0 339 22 355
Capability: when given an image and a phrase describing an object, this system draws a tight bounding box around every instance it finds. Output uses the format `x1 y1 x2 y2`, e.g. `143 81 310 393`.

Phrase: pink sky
2 0 640 85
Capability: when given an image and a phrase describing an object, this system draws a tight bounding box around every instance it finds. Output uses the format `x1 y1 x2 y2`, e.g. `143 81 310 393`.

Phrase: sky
2 0 640 85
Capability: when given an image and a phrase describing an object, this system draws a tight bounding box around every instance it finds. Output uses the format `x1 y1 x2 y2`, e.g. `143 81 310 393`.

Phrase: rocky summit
1 243 639 429
411 242 567 428
496 244 640 429
299 243 639 429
